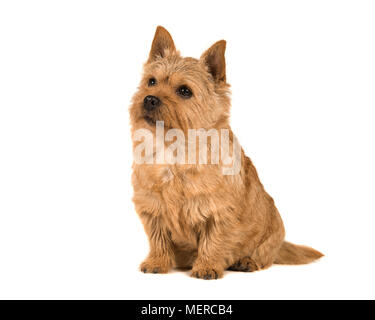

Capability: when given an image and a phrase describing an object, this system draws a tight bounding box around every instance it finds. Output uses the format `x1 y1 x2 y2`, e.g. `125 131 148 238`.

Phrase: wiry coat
130 26 322 279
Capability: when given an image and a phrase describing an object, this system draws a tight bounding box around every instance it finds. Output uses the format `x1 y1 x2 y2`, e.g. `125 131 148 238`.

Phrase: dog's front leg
139 212 174 274
191 219 229 280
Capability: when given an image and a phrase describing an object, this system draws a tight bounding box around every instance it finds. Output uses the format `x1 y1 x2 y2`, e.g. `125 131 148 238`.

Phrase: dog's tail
274 241 323 265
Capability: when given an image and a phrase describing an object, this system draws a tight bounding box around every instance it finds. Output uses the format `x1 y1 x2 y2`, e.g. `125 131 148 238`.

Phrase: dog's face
130 26 231 132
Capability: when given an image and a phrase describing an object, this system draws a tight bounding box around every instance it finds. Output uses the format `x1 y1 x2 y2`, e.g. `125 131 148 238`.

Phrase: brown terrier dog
130 26 323 280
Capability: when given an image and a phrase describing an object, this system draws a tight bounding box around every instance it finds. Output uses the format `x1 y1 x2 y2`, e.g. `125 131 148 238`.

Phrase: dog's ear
200 40 226 83
148 26 176 62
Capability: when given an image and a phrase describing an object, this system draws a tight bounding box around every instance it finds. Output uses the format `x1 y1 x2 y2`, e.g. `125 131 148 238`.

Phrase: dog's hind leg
229 224 285 272
250 230 284 270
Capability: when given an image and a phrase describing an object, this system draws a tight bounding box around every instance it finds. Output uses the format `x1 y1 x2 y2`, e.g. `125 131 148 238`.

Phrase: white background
0 0 374 300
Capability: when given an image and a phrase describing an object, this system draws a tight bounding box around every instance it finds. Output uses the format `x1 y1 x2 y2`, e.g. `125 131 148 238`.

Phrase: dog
129 26 323 279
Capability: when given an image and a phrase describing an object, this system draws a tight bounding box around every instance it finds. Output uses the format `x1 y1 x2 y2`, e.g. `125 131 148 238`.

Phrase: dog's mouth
143 113 174 130
143 115 156 126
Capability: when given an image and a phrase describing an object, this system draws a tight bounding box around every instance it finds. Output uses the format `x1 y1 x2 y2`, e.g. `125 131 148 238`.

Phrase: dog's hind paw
228 256 259 272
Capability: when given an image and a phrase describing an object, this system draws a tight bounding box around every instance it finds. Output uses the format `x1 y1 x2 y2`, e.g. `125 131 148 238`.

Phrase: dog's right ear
148 26 176 62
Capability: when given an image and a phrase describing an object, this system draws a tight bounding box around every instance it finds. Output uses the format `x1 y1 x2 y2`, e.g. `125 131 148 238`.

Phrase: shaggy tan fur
130 26 323 279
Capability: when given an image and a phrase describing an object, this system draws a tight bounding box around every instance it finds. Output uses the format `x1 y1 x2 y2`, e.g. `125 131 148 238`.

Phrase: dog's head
130 26 231 132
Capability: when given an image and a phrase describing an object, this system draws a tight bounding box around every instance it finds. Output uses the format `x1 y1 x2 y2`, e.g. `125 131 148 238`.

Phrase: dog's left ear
200 40 226 83
148 26 176 62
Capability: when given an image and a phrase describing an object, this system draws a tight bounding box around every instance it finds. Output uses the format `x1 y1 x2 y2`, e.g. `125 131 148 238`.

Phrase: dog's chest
138 164 222 237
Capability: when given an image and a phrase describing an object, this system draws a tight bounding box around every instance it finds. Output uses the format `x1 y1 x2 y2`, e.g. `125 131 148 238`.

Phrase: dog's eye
148 78 157 86
176 85 193 99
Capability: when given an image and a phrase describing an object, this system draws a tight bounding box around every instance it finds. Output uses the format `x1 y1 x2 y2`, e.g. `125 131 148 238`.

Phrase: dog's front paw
191 265 223 280
140 258 171 274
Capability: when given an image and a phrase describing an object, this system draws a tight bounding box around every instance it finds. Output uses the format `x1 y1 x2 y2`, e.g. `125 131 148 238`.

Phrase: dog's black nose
143 95 161 111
